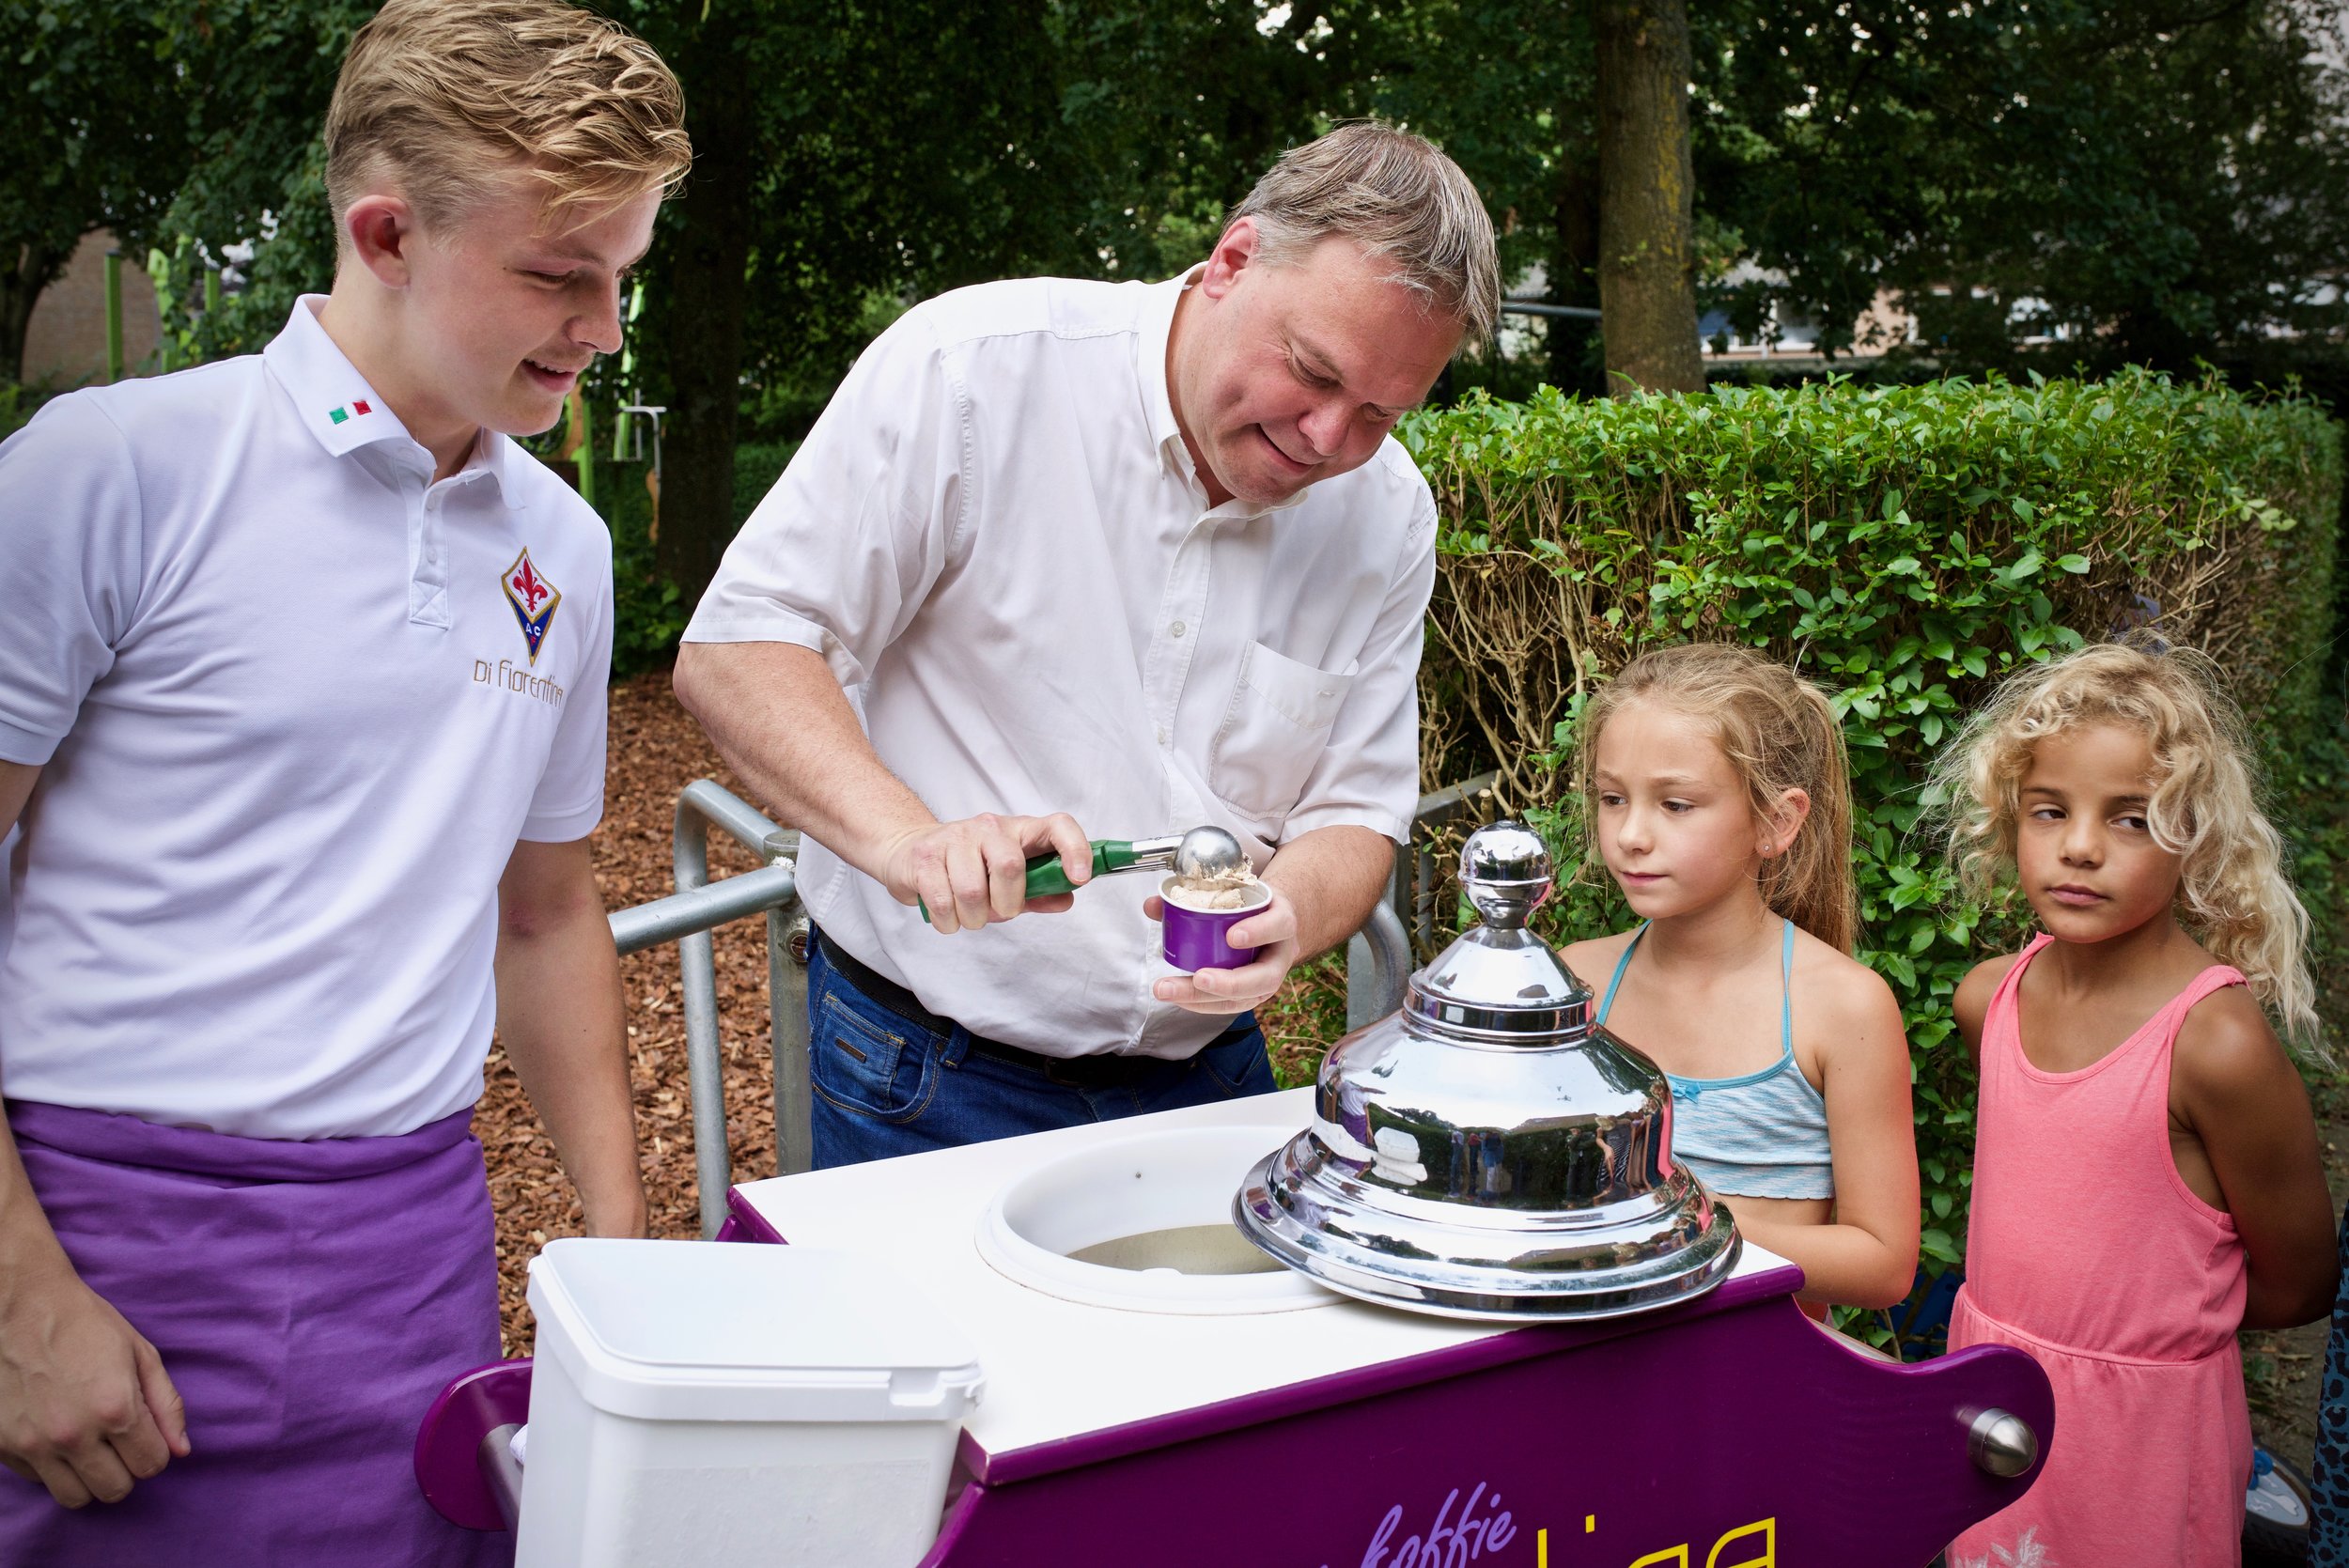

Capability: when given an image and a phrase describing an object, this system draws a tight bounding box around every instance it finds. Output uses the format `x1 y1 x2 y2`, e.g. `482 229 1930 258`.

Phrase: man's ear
1194 215 1263 303
341 193 420 290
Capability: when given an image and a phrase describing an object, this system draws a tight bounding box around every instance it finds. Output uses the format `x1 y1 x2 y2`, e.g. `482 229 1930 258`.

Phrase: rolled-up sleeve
0 396 145 766
1282 489 1437 845
682 309 966 689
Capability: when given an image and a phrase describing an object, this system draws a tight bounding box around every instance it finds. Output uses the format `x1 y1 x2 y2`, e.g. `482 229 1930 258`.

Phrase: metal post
103 250 124 383
571 394 597 511
660 782 809 1234
672 814 730 1239
1401 772 1502 956
1345 901 1413 1030
764 829 813 1177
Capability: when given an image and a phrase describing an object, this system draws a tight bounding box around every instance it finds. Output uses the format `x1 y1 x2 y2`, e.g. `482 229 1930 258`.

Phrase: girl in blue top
1561 644 1920 1312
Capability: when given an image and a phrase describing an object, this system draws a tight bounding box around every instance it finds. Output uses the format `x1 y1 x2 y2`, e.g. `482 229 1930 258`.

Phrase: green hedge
1396 368 2345 1280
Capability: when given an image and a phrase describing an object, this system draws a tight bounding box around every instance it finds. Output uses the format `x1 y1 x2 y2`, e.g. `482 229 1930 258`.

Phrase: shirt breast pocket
1208 640 1355 828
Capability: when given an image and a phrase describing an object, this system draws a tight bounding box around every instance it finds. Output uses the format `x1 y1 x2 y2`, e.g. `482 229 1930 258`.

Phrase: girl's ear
1760 787 1812 858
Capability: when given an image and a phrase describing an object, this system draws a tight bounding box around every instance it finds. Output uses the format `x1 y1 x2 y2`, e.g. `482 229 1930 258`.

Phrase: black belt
814 930 1203 1089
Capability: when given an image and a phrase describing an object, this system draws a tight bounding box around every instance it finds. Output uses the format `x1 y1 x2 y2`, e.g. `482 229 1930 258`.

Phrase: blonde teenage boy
0 3 690 1560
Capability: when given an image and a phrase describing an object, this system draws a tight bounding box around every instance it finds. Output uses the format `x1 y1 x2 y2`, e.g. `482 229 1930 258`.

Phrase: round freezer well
975 1126 1337 1314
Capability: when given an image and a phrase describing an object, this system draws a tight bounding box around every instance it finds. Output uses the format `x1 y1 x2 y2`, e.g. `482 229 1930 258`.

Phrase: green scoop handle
917 839 1143 922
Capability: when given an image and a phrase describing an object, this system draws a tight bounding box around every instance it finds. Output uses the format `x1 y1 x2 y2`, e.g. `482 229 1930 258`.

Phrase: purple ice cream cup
1159 875 1272 971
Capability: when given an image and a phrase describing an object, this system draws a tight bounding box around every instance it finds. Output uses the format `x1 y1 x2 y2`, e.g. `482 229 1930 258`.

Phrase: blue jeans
804 933 1277 1169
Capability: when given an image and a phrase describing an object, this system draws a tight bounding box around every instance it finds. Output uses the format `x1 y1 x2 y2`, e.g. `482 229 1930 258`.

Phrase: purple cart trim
972 1262 1806 1485
413 1359 533 1532
925 1473 989 1564
919 1281 2054 1567
720 1186 788 1244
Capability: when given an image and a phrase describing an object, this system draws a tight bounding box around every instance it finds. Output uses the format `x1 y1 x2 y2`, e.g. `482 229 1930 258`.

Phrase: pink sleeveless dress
1949 935 2250 1567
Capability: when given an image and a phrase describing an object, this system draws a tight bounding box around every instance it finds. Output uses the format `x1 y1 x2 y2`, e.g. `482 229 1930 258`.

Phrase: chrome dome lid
1234 822 1739 1320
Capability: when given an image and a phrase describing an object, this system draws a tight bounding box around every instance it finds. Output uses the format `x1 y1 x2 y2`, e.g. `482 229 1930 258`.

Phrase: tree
607 0 1088 601
1594 0 1702 392
1692 0 2349 367
0 1 198 381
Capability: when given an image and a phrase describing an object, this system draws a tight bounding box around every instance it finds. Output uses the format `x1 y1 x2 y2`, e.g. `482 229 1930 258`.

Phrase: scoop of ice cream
1166 865 1261 912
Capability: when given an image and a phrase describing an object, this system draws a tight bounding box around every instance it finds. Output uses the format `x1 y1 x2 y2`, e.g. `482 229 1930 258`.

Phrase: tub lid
527 1239 984 1423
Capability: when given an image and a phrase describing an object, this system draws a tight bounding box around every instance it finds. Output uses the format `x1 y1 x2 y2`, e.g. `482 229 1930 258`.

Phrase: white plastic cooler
515 1239 984 1568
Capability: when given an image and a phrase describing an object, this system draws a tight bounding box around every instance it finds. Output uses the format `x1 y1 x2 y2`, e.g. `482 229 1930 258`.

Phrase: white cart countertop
731 1089 1792 1467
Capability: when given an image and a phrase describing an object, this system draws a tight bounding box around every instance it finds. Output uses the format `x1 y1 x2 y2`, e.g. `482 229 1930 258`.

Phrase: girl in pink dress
1937 642 2337 1566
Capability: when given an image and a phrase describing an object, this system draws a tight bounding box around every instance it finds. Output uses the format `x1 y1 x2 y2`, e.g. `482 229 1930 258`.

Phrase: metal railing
607 781 1456 1235
608 782 806 1237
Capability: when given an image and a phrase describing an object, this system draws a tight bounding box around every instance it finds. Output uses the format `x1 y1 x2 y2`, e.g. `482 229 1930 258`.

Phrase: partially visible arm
0 1115 188 1506
0 762 34 835
0 406 192 1507
0 775 188 1505
1150 824 1392 1016
495 836 644 1238
2173 991 2336 1328
1735 968 1921 1310
673 641 1094 934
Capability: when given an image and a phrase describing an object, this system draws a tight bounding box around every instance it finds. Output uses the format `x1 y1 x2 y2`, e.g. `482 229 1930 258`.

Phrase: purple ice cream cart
418 827 2050 1565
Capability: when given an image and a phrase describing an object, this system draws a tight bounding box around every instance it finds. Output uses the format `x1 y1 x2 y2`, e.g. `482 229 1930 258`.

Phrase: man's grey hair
1227 121 1501 343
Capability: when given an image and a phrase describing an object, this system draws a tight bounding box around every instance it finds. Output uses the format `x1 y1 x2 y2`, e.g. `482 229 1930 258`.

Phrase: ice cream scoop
918 825 1247 921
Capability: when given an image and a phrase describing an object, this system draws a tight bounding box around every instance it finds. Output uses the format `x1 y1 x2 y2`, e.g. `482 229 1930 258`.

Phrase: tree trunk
0 241 65 385
654 16 754 607
1594 0 1703 395
1548 153 1604 398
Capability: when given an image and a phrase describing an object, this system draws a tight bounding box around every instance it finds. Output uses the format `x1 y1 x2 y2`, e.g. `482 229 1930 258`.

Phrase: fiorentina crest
502 549 562 666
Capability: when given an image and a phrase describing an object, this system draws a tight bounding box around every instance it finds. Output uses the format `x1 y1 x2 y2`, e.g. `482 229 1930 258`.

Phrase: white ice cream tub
516 1238 983 1568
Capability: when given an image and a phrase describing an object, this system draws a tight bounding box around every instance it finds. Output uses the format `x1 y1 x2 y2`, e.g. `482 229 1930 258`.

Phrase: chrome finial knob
1459 822 1552 928
1966 1408 2040 1478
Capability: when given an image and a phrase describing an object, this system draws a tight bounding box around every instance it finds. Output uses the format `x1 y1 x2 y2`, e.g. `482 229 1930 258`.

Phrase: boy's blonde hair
1574 644 1860 955
325 0 691 239
1933 641 2321 1048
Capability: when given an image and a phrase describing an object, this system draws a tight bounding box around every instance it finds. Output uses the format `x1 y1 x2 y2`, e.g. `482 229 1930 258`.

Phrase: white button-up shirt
0 298 613 1137
687 272 1435 1060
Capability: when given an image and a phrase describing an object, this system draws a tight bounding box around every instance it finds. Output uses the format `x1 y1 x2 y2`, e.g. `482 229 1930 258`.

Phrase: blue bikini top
1595 919 1834 1201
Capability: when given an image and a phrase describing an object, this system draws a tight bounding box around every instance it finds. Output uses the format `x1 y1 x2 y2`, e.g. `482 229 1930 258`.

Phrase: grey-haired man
675 123 1500 1166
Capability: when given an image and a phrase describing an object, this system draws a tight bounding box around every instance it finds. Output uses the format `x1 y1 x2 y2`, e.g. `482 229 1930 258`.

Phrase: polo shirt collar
263 296 525 507
1135 268 1308 521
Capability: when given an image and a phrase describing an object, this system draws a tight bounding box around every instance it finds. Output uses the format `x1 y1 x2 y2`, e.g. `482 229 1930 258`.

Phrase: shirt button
1157 727 1168 746
1171 620 1187 638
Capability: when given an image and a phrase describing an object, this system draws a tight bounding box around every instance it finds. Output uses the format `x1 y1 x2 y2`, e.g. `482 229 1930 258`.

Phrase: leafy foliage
0 0 204 379
1693 0 2349 365
1399 369 2346 1272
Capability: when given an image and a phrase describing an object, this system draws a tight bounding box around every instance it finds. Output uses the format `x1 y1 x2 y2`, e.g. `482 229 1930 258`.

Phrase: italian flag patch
326 399 373 425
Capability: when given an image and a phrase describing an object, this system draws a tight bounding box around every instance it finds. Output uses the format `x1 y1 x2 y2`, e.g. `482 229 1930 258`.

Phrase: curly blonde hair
1574 643 1860 955
326 0 692 239
1932 641 2321 1048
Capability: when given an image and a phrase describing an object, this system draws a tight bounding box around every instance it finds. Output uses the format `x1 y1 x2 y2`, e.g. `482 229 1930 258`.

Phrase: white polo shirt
0 297 613 1139
687 272 1435 1061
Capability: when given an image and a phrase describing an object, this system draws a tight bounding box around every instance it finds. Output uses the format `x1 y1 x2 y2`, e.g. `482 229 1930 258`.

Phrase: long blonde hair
1932 641 2321 1049
1574 643 1860 955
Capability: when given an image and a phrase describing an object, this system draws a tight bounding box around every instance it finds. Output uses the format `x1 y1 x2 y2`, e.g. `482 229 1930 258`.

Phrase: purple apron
0 1101 512 1568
